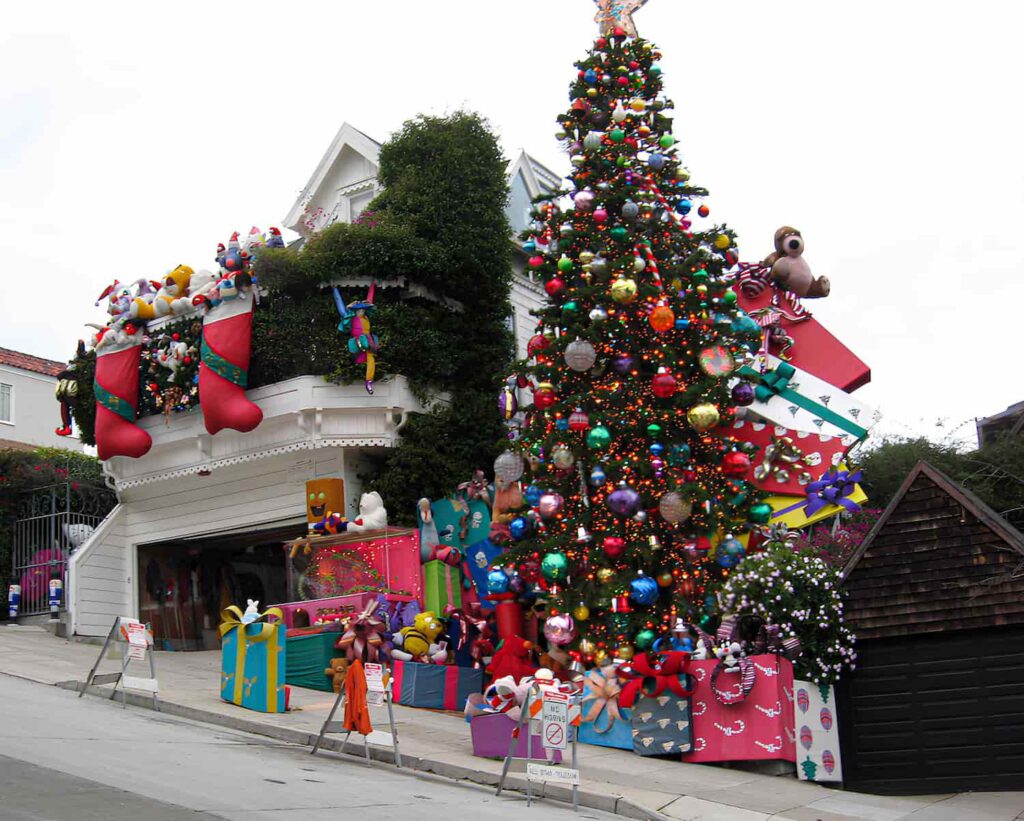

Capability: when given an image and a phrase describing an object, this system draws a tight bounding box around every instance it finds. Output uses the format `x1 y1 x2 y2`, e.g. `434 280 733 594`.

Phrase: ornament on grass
607 484 641 517
651 368 677 398
494 451 525 484
649 304 675 333
586 424 612 450
565 339 598 372
611 277 638 304
629 573 659 606
544 614 577 646
687 403 720 431
658 492 692 524
487 568 511 594
699 345 736 377
602 536 626 559
541 551 569 582
538 493 565 520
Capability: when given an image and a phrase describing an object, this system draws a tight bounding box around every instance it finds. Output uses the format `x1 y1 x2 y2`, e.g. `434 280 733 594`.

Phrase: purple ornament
508 574 526 595
538 493 565 520
612 354 635 374
607 485 641 517
498 387 518 420
731 382 755 407
574 190 596 211
543 614 577 646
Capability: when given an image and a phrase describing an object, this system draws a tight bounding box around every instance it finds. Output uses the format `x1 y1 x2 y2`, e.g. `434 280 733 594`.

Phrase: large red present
735 276 870 393
682 655 796 763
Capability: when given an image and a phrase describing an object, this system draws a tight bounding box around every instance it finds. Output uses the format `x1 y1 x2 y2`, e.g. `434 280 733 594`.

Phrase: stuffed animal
312 512 348 535
486 636 538 683
177 268 219 313
345 491 388 533
391 611 447 663
715 640 745 670
154 340 193 375
324 657 350 693
763 227 830 299
692 637 711 661
131 265 195 320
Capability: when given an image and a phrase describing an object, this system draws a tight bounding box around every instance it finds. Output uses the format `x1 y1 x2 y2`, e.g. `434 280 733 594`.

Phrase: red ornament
725 250 739 267
533 384 557 409
651 370 677 398
695 535 712 554
595 37 608 48
568 408 591 432
602 536 626 559
649 304 675 333
613 26 626 38
529 255 544 268
171 333 180 341
722 451 751 478
684 469 698 482
698 204 710 218
617 76 629 87
611 594 631 613
545 277 566 297
527 334 549 357
629 61 640 70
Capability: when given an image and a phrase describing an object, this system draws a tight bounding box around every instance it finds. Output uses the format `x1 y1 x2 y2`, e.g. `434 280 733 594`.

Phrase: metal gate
11 482 116 617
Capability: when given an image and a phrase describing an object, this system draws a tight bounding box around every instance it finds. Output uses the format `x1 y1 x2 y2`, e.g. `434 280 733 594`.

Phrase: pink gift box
469 713 562 763
682 655 796 763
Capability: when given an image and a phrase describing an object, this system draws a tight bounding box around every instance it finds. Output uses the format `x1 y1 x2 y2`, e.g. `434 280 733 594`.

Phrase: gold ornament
573 603 591 621
714 234 732 250
611 277 638 304
687 402 720 432
597 567 615 584
580 638 597 655
616 643 635 661
593 648 610 665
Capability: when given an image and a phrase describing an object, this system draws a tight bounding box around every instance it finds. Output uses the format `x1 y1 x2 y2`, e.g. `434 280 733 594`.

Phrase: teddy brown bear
763 227 830 299
324 657 350 693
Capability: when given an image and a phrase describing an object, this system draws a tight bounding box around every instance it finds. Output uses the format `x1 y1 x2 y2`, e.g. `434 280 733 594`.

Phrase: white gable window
0 382 11 423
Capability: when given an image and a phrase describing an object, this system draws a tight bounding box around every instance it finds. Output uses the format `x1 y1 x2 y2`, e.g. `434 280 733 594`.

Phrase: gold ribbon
220 606 284 712
582 668 624 733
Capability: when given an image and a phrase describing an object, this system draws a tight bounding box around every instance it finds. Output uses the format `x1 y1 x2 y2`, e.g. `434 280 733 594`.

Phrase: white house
66 124 560 645
0 347 81 451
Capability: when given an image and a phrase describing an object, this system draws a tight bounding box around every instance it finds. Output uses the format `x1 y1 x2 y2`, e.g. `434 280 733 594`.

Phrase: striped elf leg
94 337 152 460
198 296 263 435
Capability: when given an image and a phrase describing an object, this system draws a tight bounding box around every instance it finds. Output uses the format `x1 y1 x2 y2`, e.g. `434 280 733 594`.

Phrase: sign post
79 617 159 710
311 663 402 768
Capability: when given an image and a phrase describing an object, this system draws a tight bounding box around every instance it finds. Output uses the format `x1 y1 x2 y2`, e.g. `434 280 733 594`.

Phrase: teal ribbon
737 364 868 440
201 337 247 387
94 382 134 422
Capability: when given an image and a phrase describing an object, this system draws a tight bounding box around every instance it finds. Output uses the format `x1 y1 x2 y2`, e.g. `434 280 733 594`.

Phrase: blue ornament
509 516 530 540
674 318 690 330
715 537 746 569
649 442 665 456
523 240 536 253
668 443 691 467
676 198 693 215
629 573 659 607
584 68 598 84
589 465 607 487
731 313 761 337
487 568 511 594
524 484 543 507
556 417 569 431
703 593 718 613
648 154 667 171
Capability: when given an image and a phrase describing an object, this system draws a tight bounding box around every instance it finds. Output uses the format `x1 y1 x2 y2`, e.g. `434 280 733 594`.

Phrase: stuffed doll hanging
332 284 380 394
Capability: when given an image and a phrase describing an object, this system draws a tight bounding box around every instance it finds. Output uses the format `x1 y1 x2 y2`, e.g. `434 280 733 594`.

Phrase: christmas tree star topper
593 0 650 38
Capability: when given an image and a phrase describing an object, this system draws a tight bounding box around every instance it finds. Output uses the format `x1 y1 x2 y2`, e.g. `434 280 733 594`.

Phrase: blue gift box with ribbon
578 667 634 750
220 605 287 714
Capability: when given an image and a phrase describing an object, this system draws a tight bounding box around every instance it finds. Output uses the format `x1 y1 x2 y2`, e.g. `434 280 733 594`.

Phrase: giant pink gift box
682 655 796 763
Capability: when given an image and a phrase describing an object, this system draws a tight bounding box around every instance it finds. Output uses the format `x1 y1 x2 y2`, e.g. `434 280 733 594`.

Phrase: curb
55 679 669 821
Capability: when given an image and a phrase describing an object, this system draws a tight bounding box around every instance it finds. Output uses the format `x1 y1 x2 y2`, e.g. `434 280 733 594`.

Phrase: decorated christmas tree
495 2 775 666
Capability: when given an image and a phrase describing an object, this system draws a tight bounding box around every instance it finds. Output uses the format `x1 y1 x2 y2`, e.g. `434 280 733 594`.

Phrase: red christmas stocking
94 339 152 460
199 298 263 435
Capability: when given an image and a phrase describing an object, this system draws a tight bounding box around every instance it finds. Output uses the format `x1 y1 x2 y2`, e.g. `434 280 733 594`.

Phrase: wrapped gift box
430 498 492 552
738 356 878 441
683 655 796 763
391 660 482 711
618 653 693 756
423 560 461 614
794 679 844 782
220 608 287 713
718 420 856 496
470 712 562 762
736 283 870 393
767 466 867 530
284 630 338 692
578 667 633 750
462 539 506 611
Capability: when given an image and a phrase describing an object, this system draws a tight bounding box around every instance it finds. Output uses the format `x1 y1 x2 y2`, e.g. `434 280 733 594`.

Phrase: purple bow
803 469 862 517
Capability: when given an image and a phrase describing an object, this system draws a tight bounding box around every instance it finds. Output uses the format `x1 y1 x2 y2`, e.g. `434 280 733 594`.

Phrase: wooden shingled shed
837 461 1024 794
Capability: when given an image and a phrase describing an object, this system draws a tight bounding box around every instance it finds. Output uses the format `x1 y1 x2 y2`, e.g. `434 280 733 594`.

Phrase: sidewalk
2 625 1022 821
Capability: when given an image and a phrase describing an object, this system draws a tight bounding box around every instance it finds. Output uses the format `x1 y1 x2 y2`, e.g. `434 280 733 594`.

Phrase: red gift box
717 420 855 496
736 284 870 393
682 655 796 763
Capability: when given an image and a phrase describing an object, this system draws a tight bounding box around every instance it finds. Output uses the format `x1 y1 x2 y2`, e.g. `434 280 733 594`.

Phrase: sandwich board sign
79 617 159 710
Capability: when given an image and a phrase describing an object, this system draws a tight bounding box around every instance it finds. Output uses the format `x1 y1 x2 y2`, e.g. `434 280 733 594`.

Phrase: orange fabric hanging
343 659 373 736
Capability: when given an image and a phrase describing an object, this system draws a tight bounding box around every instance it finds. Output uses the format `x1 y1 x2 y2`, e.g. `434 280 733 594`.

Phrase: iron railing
11 482 116 617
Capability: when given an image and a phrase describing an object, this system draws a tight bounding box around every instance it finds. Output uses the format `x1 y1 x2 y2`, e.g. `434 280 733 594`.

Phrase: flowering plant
797 508 882 567
716 534 856 685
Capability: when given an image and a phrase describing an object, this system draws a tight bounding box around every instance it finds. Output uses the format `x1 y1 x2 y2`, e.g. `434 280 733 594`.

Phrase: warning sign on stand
364 663 385 707
541 690 569 751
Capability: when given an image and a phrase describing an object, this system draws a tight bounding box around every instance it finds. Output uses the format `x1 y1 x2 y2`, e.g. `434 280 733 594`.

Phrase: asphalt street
0 674 615 821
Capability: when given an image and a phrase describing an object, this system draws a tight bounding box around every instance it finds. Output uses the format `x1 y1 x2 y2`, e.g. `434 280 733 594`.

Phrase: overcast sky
2 1 1020 448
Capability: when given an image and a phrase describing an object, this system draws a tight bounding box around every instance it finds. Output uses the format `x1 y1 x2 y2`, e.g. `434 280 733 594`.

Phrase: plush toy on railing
391 611 448 664
129 264 195 321
312 511 349 535
346 491 388 534
763 227 830 299
332 284 379 395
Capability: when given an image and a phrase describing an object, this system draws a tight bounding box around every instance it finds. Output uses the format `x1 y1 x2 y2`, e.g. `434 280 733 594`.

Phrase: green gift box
422 560 461 614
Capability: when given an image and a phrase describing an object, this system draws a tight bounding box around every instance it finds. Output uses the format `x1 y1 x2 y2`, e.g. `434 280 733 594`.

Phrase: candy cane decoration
714 719 747 737
754 736 784 753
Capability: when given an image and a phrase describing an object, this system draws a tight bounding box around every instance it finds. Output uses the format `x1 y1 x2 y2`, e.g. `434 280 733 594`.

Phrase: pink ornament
574 190 595 211
593 208 609 224
543 613 577 646
538 493 564 520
